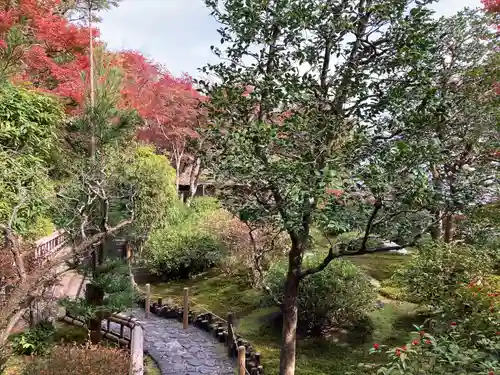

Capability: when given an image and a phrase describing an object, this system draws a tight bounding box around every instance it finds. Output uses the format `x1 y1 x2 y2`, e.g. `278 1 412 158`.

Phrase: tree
0 82 63 237
118 50 205 193
199 1 467 374
56 0 123 22
347 9 499 244
0 0 93 106
0 82 64 345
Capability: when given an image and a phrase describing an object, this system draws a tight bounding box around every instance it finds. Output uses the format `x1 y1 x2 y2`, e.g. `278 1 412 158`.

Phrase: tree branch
360 199 382 251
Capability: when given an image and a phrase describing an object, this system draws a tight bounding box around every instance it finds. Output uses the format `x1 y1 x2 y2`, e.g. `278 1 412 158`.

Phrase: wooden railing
34 230 68 260
61 313 144 375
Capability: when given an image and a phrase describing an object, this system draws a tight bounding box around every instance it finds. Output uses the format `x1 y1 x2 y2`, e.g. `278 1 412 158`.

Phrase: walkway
111 308 235 375
40 232 234 375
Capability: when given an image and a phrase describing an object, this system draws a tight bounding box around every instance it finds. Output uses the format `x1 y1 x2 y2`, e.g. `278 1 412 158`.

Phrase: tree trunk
0 308 27 346
279 273 299 375
430 210 442 241
279 240 302 375
174 155 181 193
443 214 454 243
4 230 27 283
430 167 443 242
187 156 202 204
85 283 104 344
88 1 96 160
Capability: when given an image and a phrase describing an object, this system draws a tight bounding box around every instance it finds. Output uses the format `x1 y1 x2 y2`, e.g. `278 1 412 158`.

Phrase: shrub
200 209 289 284
22 344 130 375
365 325 499 375
394 242 493 309
188 196 221 217
265 254 376 334
24 216 55 240
11 320 55 356
142 218 222 279
435 276 500 350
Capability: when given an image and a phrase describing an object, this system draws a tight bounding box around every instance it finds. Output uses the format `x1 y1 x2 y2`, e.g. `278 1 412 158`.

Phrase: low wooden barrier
137 285 264 375
61 313 144 375
34 230 68 260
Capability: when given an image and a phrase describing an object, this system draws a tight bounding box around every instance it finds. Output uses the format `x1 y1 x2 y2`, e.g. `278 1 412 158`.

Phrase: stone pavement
111 308 235 375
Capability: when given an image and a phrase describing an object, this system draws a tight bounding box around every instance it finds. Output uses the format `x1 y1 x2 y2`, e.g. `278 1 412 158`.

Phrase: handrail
61 313 144 375
34 229 68 260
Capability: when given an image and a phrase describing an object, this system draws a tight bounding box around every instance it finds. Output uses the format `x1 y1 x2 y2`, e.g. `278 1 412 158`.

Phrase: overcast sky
99 0 482 78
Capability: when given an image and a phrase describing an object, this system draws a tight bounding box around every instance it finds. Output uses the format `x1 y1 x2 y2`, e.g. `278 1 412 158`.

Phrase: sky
99 0 482 78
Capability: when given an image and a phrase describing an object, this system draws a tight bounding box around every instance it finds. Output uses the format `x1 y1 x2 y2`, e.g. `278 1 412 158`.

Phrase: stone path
110 308 235 375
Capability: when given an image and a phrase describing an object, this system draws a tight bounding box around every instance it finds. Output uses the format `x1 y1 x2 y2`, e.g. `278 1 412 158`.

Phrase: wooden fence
34 230 68 260
61 313 144 375
139 285 264 375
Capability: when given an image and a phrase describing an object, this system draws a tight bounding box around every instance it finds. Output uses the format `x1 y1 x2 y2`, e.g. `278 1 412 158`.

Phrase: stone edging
136 298 265 375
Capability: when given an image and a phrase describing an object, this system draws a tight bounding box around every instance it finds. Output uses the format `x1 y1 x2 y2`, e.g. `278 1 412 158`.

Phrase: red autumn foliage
483 0 500 13
116 50 204 151
0 0 93 106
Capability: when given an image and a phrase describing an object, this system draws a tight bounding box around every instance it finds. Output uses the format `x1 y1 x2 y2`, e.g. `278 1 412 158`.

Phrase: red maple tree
116 50 205 188
0 0 93 106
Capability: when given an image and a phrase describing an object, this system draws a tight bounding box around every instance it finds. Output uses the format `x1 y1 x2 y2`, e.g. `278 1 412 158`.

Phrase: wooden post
238 346 246 375
183 287 189 329
227 312 234 357
145 283 151 318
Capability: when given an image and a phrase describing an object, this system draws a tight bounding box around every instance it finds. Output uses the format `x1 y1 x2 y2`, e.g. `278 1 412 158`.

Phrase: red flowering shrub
364 326 499 374
22 344 129 375
438 276 500 348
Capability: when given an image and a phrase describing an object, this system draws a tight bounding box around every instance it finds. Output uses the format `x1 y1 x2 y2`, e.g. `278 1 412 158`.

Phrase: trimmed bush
265 254 376 334
142 208 223 279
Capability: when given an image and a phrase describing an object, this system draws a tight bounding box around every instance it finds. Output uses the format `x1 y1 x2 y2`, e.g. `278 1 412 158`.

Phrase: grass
143 269 420 375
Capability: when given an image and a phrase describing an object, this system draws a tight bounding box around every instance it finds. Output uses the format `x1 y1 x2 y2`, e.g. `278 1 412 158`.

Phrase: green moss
310 229 411 282
144 355 161 375
52 322 89 344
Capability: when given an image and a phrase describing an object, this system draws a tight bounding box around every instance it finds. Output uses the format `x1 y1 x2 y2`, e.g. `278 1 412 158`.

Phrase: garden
0 0 499 375
135 197 500 375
